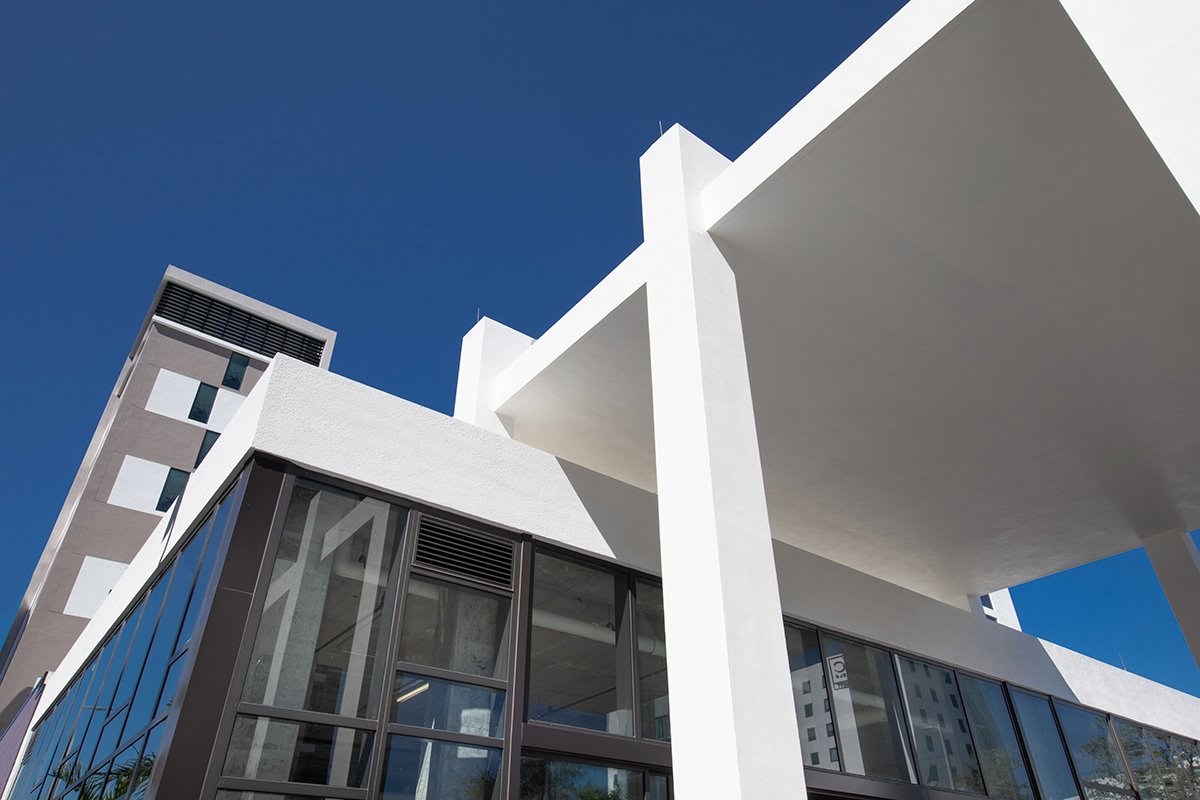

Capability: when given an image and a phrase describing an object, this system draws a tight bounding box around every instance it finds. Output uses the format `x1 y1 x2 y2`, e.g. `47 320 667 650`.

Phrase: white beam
1142 529 1200 670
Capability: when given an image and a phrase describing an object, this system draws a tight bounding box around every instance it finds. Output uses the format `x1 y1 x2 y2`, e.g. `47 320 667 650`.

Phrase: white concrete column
453 318 534 436
1142 529 1200 669
641 125 806 799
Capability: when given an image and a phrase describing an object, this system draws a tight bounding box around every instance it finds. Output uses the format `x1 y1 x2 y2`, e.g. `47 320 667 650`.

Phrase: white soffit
703 0 1200 600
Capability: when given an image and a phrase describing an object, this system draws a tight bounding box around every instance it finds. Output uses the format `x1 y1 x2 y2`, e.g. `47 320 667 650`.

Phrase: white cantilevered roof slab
481 0 1200 604
705 0 1200 601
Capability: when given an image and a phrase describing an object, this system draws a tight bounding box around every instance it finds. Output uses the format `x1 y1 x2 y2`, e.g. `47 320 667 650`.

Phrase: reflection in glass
635 580 669 740
126 721 164 799
216 794 342 800
1147 731 1199 800
784 623 835 770
223 715 372 787
1010 690 1081 800
520 756 643 800
1115 722 1165 800
242 480 401 718
648 774 671 800
393 673 506 738
958 676 1033 800
398 578 510 680
380 735 502 800
527 554 632 736
820 633 914 782
897 657 985 793
1055 702 1132 796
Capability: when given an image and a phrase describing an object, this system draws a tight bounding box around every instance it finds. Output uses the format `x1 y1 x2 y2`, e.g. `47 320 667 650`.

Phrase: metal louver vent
413 516 515 590
155 283 325 366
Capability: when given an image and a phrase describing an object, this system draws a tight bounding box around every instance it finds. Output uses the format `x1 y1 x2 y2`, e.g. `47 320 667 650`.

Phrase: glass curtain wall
8 474 247 800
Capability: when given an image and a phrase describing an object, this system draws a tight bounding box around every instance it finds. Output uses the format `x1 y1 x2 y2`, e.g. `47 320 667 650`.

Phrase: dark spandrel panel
820 633 914 783
636 580 669 741
519 756 643 800
399 578 510 681
897 656 985 793
381 735 503 800
222 352 250 390
156 468 190 513
785 623 835 771
1010 691 1081 800
392 673 505 738
1055 702 1132 792
526 554 631 736
1116 722 1165 800
958 675 1033 800
223 715 372 788
242 480 401 718
216 793 343 800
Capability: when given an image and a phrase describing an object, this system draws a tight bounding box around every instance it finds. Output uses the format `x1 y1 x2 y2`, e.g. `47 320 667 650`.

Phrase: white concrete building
3 1 1200 799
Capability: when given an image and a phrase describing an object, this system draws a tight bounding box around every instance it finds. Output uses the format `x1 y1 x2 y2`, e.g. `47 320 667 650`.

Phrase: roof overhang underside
496 0 1200 603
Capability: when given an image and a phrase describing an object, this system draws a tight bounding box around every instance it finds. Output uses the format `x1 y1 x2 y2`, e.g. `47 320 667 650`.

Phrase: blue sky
2 0 1197 697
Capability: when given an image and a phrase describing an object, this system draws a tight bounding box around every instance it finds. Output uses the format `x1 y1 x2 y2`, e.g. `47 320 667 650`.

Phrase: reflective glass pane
958 676 1033 800
188 382 217 423
897 657 985 793
1115 722 1165 800
153 653 186 719
195 429 220 467
527 554 632 736
648 774 671 800
97 741 141 800
126 721 164 800
112 576 171 713
222 353 250 390
393 673 505 738
223 715 372 787
399 578 510 680
784 623 835 771
216 794 341 800
1055 702 1132 794
242 480 400 718
1148 732 1199 800
380 736 502 800
519 756 643 800
175 506 225 654
155 468 190 513
820 633 914 782
1010 690 1081 800
635 580 669 741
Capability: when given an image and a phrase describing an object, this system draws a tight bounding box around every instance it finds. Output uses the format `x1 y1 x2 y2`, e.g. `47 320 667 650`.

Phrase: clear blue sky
2 0 1197 697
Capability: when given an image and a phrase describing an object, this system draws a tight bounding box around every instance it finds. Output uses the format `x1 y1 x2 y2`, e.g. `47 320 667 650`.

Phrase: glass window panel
175 503 228 655
242 480 400 718
785 623 836 771
96 741 140 800
958 675 1033 800
1010 690 1081 800
635 580 669 741
195 430 220 467
1148 732 1199 800
155 468 190 513
1171 738 1199 800
393 673 505 738
1115 722 1165 800
398 577 511 681
188 382 217 423
223 714 372 788
648 774 671 800
820 633 914 782
1055 702 1132 793
75 626 127 773
126 720 165 800
897 657 985 793
518 755 643 800
222 353 250 390
527 554 632 736
216 794 342 800
93 705 129 767
112 576 171 714
153 653 186 719
380 735 502 800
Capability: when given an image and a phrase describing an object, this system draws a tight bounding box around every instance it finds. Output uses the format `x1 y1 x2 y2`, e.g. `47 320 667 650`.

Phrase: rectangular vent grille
156 283 325 366
413 517 515 590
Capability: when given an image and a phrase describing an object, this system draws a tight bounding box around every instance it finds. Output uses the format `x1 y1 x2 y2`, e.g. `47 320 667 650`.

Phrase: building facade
4 0 1200 799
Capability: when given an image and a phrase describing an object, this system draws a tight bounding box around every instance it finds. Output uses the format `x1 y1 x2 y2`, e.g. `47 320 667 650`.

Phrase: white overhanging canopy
483 0 1200 605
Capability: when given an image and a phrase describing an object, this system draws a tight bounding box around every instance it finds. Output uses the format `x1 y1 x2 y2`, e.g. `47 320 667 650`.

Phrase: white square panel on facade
107 454 171 515
144 369 201 424
207 389 245 433
62 556 129 619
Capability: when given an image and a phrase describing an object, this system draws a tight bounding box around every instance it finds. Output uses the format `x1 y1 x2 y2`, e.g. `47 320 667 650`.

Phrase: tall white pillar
641 125 806 799
453 317 533 436
1142 529 1200 669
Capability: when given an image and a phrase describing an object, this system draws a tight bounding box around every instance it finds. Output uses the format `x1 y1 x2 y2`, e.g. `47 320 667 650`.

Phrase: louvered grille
155 283 325 366
413 517 515 590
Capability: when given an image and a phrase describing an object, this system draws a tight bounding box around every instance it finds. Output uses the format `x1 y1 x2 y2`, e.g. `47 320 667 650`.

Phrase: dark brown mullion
392 661 509 691
502 538 535 800
385 722 505 749
216 776 368 799
367 507 421 798
521 723 672 770
233 703 379 731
